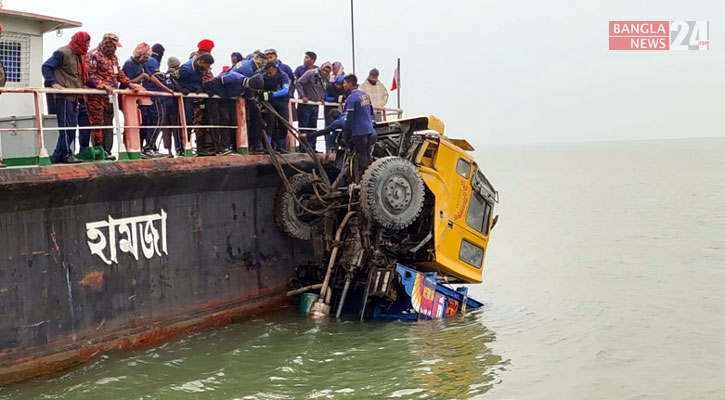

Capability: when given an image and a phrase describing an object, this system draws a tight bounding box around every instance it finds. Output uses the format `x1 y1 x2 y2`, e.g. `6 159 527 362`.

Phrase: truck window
456 159 471 178
466 191 491 235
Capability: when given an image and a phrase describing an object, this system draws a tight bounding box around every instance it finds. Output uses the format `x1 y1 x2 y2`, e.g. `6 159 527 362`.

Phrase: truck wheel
360 156 425 230
275 173 321 240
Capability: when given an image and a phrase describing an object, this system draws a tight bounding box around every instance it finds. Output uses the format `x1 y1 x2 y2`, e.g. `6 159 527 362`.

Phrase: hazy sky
7 0 724 147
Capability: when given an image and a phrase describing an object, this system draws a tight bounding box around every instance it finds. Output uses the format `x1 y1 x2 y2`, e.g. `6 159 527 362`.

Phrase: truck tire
275 173 321 240
360 156 425 230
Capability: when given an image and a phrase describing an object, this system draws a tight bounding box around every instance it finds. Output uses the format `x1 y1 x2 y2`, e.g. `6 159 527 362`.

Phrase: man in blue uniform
202 70 265 153
342 74 376 179
176 53 214 154
260 62 291 152
232 53 268 153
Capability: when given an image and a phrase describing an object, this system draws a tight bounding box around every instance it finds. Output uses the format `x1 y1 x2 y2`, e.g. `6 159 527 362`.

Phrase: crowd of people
1 28 393 166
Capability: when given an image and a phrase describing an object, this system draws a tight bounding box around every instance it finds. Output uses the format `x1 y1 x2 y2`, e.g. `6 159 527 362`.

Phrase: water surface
2 138 723 399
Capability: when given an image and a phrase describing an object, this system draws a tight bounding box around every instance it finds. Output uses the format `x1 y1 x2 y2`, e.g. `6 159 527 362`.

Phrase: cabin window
456 158 471 178
0 32 31 87
459 239 484 268
466 191 492 235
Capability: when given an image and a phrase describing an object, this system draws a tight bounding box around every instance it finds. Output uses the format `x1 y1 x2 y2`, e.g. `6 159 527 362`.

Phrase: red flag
391 65 399 91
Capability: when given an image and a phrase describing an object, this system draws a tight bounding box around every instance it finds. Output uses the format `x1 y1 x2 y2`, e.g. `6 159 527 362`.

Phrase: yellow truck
272 114 498 318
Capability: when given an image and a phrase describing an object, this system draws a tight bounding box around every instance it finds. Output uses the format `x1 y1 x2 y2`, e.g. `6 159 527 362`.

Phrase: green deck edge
2 156 39 167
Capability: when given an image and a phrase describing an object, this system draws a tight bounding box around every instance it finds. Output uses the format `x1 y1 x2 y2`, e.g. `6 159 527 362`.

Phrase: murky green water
2 138 724 399
1 313 503 399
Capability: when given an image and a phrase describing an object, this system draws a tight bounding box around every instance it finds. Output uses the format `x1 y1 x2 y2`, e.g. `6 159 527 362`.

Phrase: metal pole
396 58 400 110
350 0 356 75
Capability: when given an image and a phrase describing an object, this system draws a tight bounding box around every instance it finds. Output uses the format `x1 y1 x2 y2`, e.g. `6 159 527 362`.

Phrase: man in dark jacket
176 53 214 155
342 74 376 179
202 71 265 154
231 53 268 153
41 31 92 164
260 62 291 152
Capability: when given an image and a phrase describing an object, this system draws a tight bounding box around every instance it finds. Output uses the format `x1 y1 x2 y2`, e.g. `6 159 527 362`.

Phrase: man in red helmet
188 39 217 154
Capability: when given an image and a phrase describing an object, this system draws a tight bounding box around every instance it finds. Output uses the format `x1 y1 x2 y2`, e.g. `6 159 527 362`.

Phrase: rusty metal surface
0 155 320 385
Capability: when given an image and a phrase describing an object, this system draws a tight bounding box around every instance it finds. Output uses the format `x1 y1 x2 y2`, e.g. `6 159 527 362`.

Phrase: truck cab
373 115 498 283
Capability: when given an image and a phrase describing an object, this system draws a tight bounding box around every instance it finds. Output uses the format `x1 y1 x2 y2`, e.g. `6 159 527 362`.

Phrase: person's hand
299 133 307 140
100 84 114 94
51 83 65 90
129 83 143 92
141 73 150 81
165 87 175 95
302 97 309 103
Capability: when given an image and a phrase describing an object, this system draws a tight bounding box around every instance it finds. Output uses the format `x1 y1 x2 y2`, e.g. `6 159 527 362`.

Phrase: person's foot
104 151 116 161
61 154 82 164
167 153 175 158
217 148 234 156
276 148 290 154
142 149 156 159
249 147 265 154
197 149 216 157
0 160 6 168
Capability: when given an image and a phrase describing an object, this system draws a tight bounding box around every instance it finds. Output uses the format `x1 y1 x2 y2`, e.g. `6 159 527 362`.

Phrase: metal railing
0 87 404 166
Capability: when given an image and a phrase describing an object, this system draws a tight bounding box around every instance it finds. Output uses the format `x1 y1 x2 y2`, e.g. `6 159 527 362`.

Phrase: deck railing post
235 98 248 155
112 92 128 160
33 92 51 166
287 101 297 152
119 93 150 160
177 95 193 157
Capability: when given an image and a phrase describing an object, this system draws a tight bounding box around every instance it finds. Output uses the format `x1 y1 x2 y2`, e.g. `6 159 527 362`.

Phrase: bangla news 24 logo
609 21 710 50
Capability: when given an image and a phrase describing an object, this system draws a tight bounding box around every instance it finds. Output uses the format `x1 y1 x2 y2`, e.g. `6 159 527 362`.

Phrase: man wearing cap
296 62 332 150
265 49 294 86
86 33 143 159
176 53 215 155
188 39 216 154
122 42 173 157
191 39 215 83
41 31 92 164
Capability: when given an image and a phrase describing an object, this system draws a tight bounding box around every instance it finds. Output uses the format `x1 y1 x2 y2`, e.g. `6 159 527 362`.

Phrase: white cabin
0 8 81 117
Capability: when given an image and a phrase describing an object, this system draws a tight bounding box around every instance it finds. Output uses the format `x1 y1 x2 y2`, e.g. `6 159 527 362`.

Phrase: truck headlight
459 239 484 268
